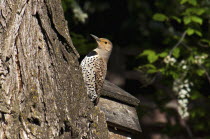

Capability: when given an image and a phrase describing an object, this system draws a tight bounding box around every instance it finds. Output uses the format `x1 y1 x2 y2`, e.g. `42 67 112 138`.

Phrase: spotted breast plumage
80 34 113 105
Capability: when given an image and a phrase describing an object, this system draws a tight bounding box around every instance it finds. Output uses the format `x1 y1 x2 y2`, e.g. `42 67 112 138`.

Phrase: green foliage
172 48 180 58
159 51 168 58
139 64 158 73
186 28 202 36
180 0 197 6
196 69 205 76
139 0 210 136
140 0 210 79
183 8 206 16
183 15 203 25
186 28 194 36
153 13 168 22
171 16 181 23
200 39 210 46
139 50 159 63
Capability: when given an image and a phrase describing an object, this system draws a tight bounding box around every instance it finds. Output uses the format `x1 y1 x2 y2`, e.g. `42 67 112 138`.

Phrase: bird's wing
94 57 107 95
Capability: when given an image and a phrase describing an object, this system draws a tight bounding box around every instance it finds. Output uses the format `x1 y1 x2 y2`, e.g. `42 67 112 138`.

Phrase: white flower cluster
173 79 193 119
193 54 208 65
164 55 176 66
72 3 88 23
179 60 188 70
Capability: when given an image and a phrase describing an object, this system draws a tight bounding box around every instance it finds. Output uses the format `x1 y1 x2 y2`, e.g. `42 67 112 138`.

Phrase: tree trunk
0 0 108 138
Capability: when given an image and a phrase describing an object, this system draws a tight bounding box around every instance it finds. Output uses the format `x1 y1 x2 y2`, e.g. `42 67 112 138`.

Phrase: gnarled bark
0 0 108 138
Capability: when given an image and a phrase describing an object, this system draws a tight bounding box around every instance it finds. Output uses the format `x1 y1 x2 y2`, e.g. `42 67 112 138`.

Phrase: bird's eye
105 42 107 44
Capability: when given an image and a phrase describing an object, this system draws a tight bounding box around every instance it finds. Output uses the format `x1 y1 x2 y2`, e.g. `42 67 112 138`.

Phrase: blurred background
62 0 210 138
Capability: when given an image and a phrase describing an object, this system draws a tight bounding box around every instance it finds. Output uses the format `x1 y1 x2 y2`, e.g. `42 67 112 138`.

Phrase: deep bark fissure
14 36 24 94
27 117 41 126
44 0 74 55
35 12 53 57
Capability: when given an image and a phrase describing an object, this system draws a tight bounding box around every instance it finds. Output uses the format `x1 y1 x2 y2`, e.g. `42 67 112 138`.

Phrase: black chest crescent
87 51 98 57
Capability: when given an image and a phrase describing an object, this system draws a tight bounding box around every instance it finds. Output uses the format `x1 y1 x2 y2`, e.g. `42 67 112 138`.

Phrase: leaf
196 69 205 76
186 28 195 36
147 69 158 73
159 68 165 73
171 16 181 23
200 39 210 46
201 39 210 43
140 50 159 63
183 16 203 25
196 8 206 15
191 111 196 118
188 55 194 63
140 50 154 56
148 54 158 63
180 0 197 5
153 13 168 22
143 64 157 69
172 48 180 58
191 16 203 25
159 52 168 58
180 0 188 4
188 0 197 6
169 71 179 79
183 8 206 16
139 64 158 73
186 28 202 36
191 91 202 100
183 16 191 25
195 30 202 37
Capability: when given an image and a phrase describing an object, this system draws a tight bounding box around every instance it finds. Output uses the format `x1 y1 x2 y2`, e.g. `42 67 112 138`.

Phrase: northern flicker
80 34 113 105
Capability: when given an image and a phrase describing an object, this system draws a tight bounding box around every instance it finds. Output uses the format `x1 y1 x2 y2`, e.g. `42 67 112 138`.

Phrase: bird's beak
90 34 100 42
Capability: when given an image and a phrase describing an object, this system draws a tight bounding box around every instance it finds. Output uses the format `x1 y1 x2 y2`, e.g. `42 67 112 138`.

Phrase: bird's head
90 34 112 52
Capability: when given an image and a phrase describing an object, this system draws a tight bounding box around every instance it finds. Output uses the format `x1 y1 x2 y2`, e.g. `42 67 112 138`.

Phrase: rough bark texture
0 0 108 138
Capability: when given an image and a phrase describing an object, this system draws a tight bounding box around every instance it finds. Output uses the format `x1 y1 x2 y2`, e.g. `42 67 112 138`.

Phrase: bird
80 34 113 105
